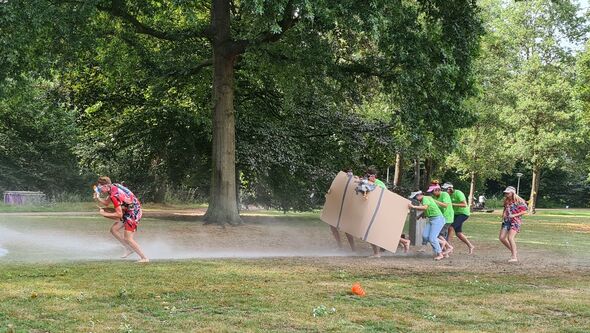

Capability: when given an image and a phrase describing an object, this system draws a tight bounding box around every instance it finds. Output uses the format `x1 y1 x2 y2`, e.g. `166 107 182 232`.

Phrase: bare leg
345 233 356 251
456 232 475 254
447 226 455 243
330 226 342 248
507 229 518 262
499 228 511 251
439 236 453 257
110 222 134 257
124 231 148 262
370 244 381 257
399 238 410 253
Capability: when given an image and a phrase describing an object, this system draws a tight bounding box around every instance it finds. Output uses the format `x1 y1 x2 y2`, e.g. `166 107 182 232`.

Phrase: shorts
501 219 521 233
439 224 451 239
451 214 469 233
122 208 142 232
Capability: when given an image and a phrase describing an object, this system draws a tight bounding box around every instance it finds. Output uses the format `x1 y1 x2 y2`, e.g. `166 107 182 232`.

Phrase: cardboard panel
362 189 411 253
320 171 353 228
320 172 411 253
338 183 380 238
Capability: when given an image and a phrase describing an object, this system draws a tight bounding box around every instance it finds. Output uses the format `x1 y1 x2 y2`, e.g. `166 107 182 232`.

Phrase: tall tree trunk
422 158 433 189
151 157 166 203
413 158 420 190
468 171 476 208
529 165 540 214
204 0 242 225
393 153 402 187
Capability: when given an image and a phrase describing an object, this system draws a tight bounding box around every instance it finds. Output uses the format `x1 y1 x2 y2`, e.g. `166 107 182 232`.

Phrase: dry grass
0 209 589 332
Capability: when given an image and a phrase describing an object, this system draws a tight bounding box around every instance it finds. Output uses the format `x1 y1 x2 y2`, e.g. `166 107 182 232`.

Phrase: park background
2 1 590 332
2 0 590 216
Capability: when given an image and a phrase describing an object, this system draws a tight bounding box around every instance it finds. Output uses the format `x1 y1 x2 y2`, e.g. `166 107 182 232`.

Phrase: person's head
442 182 454 194
366 167 378 182
409 190 423 201
502 186 523 204
427 184 442 197
97 176 112 193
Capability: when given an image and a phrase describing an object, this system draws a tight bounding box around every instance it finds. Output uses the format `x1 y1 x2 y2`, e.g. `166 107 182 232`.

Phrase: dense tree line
1 0 589 219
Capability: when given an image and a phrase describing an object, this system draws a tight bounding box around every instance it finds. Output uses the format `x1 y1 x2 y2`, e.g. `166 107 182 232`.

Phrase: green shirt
450 189 470 216
374 179 386 189
434 191 454 224
421 196 443 218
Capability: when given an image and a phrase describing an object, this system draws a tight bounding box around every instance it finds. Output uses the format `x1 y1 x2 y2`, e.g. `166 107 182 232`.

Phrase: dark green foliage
0 77 90 195
0 0 483 209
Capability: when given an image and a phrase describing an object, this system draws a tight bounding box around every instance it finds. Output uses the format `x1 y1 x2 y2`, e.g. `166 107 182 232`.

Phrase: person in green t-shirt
442 182 475 254
408 190 447 260
429 185 454 256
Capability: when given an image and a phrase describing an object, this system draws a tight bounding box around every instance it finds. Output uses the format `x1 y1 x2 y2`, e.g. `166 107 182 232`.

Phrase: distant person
500 186 528 262
94 176 149 263
443 182 475 254
408 190 446 260
429 184 454 256
478 194 486 208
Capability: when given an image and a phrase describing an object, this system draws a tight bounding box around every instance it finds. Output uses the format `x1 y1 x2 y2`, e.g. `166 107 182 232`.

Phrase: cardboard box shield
320 171 411 253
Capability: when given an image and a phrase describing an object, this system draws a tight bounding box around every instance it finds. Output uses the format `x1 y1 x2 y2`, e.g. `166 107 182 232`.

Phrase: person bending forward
95 176 149 263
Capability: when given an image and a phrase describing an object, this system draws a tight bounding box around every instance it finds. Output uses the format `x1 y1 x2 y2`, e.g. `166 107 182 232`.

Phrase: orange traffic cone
351 282 365 296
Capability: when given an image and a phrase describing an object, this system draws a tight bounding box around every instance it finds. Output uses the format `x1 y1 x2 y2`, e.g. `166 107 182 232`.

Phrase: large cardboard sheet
321 171 411 253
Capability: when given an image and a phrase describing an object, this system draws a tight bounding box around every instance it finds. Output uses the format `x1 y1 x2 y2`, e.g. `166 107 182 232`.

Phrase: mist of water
0 221 359 262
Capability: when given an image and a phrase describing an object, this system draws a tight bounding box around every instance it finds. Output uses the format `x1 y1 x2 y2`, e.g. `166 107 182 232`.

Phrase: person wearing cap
500 186 528 262
94 176 149 263
408 190 446 260
429 184 454 256
442 182 475 254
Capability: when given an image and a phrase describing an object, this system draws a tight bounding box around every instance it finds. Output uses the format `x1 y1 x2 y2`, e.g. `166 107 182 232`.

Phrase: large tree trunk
204 0 242 225
413 158 420 190
151 157 166 203
422 158 433 189
529 165 540 214
468 171 476 208
393 153 402 187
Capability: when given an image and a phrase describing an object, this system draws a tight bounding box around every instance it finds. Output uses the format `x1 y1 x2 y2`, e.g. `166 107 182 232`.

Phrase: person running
408 190 446 260
429 184 454 256
442 182 475 254
94 176 149 263
499 186 528 262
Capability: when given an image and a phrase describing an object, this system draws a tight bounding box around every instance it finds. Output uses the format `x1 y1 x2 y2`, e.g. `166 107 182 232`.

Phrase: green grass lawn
0 259 588 333
0 208 589 332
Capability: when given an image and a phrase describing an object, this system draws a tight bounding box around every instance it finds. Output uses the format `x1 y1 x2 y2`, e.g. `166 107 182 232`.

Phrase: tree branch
96 0 212 42
166 58 214 79
231 0 299 55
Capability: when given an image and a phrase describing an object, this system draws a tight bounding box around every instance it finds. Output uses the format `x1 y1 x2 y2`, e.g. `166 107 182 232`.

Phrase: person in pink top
94 176 149 263
499 186 528 262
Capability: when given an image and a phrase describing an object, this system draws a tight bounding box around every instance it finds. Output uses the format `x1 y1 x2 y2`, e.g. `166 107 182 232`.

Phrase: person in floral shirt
499 186 528 262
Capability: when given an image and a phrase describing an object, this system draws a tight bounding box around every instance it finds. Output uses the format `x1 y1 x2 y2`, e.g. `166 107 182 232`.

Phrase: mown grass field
0 208 589 332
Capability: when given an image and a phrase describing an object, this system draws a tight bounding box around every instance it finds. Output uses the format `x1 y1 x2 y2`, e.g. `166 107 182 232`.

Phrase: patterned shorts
122 207 142 232
501 219 521 233
439 224 451 239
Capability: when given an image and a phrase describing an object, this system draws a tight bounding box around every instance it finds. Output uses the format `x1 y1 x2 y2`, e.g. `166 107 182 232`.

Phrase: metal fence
3 191 46 205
